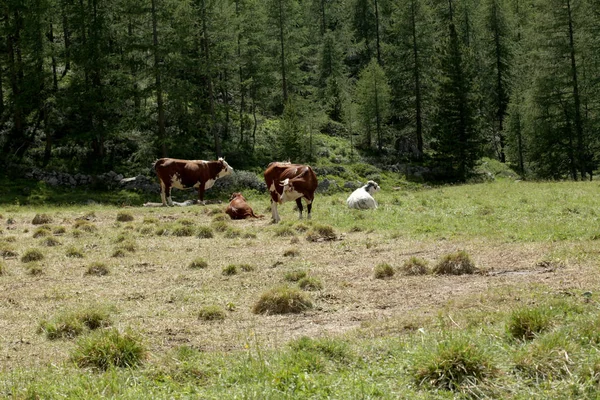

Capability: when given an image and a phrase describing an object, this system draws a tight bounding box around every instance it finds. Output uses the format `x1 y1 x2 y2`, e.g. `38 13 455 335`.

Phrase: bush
197 226 214 239
116 212 134 222
374 263 395 279
71 329 146 370
21 248 44 263
298 277 323 291
253 286 313 315
198 305 226 321
432 251 476 275
401 257 429 276
189 258 208 269
85 262 110 276
506 307 552 341
32 214 53 225
411 335 496 390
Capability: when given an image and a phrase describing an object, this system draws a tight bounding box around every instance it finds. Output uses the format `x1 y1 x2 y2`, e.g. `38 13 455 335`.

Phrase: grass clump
240 264 255 272
222 264 238 276
196 226 214 239
21 248 44 263
506 306 552 341
32 214 53 225
223 227 242 238
411 335 496 391
85 262 110 276
274 226 296 237
432 250 477 275
189 258 208 269
513 331 576 380
39 307 111 340
401 257 429 276
143 217 158 224
66 246 85 258
373 263 395 279
111 248 127 258
289 336 350 361
116 212 134 222
173 225 195 237
285 270 307 282
283 248 300 257
198 305 226 321
0 261 5 275
253 286 312 315
73 221 97 232
0 243 18 258
53 226 67 235
33 226 51 238
41 237 61 247
306 224 337 242
71 329 146 370
26 263 44 276
298 276 323 291
211 221 229 233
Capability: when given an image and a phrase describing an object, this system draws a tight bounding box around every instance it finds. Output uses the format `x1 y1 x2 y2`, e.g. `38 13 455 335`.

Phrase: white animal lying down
346 180 380 209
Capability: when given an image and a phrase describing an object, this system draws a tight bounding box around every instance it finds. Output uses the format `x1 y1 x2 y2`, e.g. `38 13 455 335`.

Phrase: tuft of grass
289 336 350 361
222 264 238 276
411 335 496 391
26 262 44 276
32 214 53 225
71 229 83 238
240 264 255 272
0 243 18 258
38 307 111 340
506 306 552 341
211 221 229 233
189 258 208 269
143 217 158 224
283 248 300 257
172 225 195 237
71 328 146 370
120 241 136 252
21 248 44 263
432 251 477 275
306 224 337 242
73 221 97 233
223 227 242 239
111 248 127 258
298 276 323 291
196 226 214 239
1 235 16 242
212 214 228 222
198 305 226 321
66 246 85 258
513 331 576 380
401 257 429 276
284 270 307 282
177 218 194 226
243 232 257 239
252 286 312 315
274 226 296 237
85 262 110 276
116 212 134 222
53 226 67 235
0 261 6 275
41 237 61 247
33 227 51 238
374 263 395 279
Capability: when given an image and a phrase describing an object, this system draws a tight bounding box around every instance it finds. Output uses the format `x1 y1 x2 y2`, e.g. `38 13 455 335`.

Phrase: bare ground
1 206 597 370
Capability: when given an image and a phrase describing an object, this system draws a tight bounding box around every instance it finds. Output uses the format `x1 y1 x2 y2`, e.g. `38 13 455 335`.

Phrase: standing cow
154 157 233 206
346 180 380 209
264 162 318 223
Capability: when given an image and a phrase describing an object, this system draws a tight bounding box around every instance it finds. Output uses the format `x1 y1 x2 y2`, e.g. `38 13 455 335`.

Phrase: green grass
71 329 146 370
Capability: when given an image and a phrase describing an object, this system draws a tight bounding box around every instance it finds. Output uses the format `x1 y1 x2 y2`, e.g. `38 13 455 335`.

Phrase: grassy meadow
2 179 600 398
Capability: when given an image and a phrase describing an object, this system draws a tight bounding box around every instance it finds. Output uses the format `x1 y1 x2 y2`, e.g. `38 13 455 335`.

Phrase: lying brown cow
264 162 318 223
154 157 233 206
225 192 262 219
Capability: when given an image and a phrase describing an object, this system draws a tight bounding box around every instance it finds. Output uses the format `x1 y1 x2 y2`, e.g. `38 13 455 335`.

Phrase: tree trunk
151 0 167 157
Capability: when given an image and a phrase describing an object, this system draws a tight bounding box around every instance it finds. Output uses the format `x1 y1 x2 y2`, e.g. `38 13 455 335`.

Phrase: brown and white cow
225 192 262 220
154 157 233 206
264 162 318 223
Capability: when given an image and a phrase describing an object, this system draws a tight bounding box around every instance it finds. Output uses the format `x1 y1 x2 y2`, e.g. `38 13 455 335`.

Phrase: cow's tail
251 211 264 219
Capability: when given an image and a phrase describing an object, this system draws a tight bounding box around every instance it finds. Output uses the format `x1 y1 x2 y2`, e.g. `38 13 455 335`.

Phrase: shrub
285 270 307 282
116 212 134 222
198 305 226 321
401 257 429 276
71 329 146 370
85 262 110 276
306 224 337 242
432 251 476 275
222 264 238 276
66 246 85 258
283 248 300 257
41 237 61 247
197 226 214 239
506 307 552 341
33 227 51 238
253 286 312 315
32 214 53 225
298 277 323 291
411 335 496 390
21 248 44 263
374 263 395 279
189 258 208 269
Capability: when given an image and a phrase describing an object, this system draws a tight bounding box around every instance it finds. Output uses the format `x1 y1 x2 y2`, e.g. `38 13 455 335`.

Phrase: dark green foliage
71 329 146 370
253 286 313 314
374 263 395 279
432 251 476 275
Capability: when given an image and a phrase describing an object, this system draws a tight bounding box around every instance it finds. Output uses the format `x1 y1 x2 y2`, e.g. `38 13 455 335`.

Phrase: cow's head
217 157 234 178
364 180 380 195
229 192 245 202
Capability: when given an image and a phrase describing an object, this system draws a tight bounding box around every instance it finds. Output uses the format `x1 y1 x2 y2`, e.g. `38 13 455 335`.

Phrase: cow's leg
306 199 313 220
197 183 206 205
296 198 304 219
166 185 174 206
271 199 280 223
160 181 167 206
